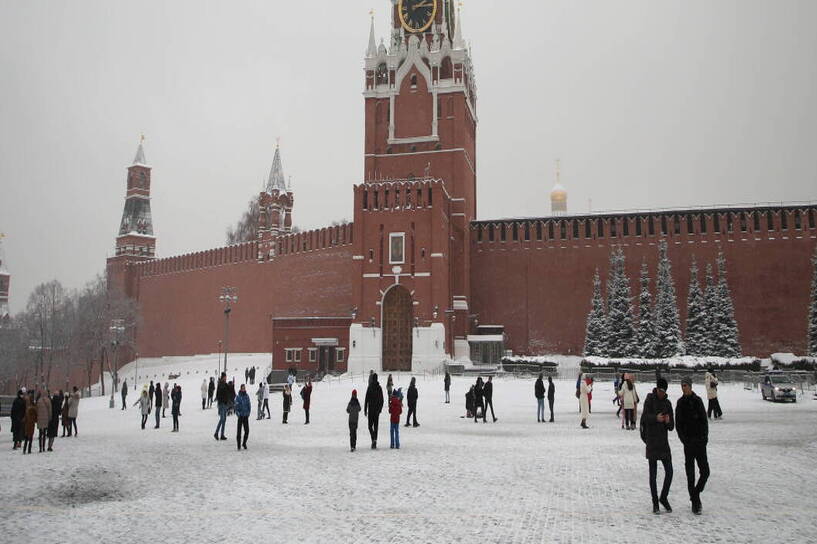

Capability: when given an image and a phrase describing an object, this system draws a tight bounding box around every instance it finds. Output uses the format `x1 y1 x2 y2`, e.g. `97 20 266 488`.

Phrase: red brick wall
130 244 354 358
471 209 817 358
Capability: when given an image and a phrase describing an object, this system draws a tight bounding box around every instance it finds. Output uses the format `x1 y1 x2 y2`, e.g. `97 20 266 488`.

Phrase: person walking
154 382 163 429
347 389 361 452
250 366 256 385
68 386 80 437
61 391 70 437
535 373 545 422
201 379 208 410
11 390 25 450
261 379 271 419
641 377 675 514
23 393 36 455
615 372 625 418
675 376 709 515
47 390 62 452
162 382 170 418
36 390 51 453
121 380 128 410
444 371 451 403
148 381 155 412
483 376 497 422
207 377 215 408
586 375 594 414
579 372 591 429
234 384 251 450
465 385 475 418
388 390 402 449
214 372 230 440
704 369 722 420
282 384 292 424
134 387 151 429
301 378 313 424
256 382 264 420
244 367 249 384
473 377 485 423
171 385 182 432
386 374 394 399
364 372 384 449
619 378 639 430
547 376 555 422
405 377 419 427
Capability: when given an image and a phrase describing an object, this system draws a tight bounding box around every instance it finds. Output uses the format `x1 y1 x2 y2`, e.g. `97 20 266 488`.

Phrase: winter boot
659 497 672 513
652 501 660 515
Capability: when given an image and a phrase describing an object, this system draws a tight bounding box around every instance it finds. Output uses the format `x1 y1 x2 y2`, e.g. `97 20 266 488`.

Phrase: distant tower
257 142 294 259
0 233 10 324
107 136 157 296
550 159 567 215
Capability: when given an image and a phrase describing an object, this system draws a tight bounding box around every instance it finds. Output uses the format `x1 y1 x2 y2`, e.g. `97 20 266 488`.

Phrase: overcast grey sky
1 0 816 314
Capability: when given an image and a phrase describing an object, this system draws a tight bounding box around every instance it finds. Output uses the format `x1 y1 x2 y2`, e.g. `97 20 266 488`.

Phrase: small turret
550 159 567 215
257 142 295 259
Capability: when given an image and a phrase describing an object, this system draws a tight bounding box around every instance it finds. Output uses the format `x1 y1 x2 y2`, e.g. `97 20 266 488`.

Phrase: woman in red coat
301 378 313 425
388 391 402 449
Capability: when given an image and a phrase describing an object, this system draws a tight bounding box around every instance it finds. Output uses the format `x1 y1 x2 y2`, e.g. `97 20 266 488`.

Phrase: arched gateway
382 285 413 371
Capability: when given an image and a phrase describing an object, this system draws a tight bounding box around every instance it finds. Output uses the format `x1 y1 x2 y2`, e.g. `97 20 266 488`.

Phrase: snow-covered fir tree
605 247 636 358
714 253 741 357
654 240 684 357
685 257 708 356
584 269 608 357
635 260 659 358
702 263 718 355
809 247 817 356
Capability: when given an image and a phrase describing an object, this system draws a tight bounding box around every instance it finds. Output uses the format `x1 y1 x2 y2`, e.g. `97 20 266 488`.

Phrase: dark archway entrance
382 285 413 371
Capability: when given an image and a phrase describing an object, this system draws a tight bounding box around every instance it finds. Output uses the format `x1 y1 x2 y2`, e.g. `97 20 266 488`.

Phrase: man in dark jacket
473 377 485 423
641 377 675 514
364 373 384 449
234 384 251 450
405 377 419 427
535 374 545 422
483 376 497 422
444 371 451 403
11 390 26 449
547 376 555 422
121 380 128 410
207 377 215 408
148 381 155 412
214 373 230 440
153 382 163 429
675 376 709 515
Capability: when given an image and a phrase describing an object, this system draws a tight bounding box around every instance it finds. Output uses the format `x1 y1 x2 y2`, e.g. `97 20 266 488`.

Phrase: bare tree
226 198 260 244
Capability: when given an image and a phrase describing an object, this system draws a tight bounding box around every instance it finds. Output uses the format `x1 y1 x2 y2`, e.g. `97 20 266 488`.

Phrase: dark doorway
319 347 336 374
382 285 413 371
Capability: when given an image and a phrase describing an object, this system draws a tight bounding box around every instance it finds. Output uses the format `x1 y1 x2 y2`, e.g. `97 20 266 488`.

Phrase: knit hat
657 378 668 391
681 376 692 387
352 389 357 396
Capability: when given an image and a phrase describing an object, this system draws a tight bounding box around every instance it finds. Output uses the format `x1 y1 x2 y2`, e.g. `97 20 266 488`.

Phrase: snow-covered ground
2 356 816 543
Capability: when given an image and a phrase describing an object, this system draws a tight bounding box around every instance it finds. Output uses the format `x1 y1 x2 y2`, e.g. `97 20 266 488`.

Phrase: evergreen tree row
584 241 741 359
808 247 817 356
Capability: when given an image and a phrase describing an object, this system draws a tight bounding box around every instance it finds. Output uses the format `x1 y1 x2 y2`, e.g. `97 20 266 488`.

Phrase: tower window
648 217 655 236
363 190 368 210
548 221 554 240
560 221 567 240
726 213 733 233
596 218 605 238
781 211 788 230
524 222 530 241
687 215 694 234
740 212 747 232
417 188 423 207
427 187 433 206
623 218 630 237
635 217 642 236
536 222 543 241
410 74 418 89
512 223 518 241
794 210 802 230
500 224 507 242
661 216 668 235
700 215 707 233
610 219 617 238
572 220 580 238
713 215 721 233
766 210 774 230
673 215 680 235
753 212 760 231
585 219 591 238
477 226 483 242
488 224 495 242
809 209 815 229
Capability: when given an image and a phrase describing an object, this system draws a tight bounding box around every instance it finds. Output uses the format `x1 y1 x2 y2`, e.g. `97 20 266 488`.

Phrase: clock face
399 0 437 33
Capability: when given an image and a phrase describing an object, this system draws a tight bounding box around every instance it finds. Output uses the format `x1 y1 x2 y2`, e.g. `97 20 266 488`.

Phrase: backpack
300 387 306 400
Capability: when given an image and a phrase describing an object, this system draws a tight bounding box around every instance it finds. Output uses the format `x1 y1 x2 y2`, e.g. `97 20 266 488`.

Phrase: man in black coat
405 377 419 427
11 390 26 449
154 382 163 429
676 376 710 515
641 377 675 514
535 374 545 422
364 372 384 449
214 373 230 440
483 376 497 422
547 376 555 422
473 377 485 423
444 372 451 403
121 380 128 410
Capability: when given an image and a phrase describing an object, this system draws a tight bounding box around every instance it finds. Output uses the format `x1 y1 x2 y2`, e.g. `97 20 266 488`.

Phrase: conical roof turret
266 144 288 193
366 12 378 58
132 135 148 167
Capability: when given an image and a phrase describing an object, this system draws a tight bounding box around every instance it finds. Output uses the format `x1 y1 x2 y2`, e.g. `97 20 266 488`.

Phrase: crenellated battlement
133 240 258 278
267 223 354 260
355 177 450 212
471 203 817 247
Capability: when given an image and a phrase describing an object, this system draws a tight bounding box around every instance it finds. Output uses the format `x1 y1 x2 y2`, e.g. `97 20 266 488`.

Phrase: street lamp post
219 287 238 375
109 319 125 409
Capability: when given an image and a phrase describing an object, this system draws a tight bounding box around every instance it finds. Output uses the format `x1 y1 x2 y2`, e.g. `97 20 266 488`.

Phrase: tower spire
133 134 148 166
453 2 466 49
266 141 287 193
366 9 378 58
550 158 567 215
